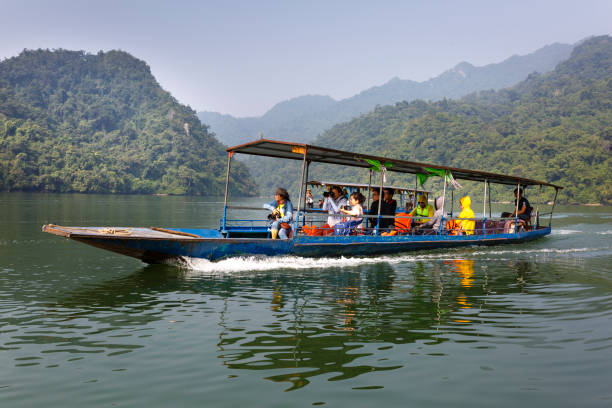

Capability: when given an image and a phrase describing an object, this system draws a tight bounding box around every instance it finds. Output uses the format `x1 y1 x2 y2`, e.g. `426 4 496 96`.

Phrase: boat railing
297 212 542 237
225 205 269 211
220 219 269 227
220 205 544 237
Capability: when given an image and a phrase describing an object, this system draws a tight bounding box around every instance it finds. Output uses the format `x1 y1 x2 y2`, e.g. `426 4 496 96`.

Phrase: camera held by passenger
267 213 278 221
342 205 352 211
323 191 330 198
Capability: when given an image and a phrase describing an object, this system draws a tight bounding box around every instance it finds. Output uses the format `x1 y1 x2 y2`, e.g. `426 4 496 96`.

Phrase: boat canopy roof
307 180 430 195
227 139 562 189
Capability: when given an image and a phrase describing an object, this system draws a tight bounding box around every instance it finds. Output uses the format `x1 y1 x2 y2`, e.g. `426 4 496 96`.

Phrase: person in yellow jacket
409 194 434 225
458 195 475 235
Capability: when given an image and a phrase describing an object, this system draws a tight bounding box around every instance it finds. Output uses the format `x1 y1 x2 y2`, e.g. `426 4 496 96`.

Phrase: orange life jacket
394 212 412 232
446 219 461 235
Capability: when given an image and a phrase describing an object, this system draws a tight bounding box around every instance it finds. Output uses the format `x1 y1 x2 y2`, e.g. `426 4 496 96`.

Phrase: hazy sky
1 0 610 117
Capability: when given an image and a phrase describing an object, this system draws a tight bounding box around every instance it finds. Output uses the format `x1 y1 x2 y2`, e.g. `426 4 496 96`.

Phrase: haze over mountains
198 42 574 146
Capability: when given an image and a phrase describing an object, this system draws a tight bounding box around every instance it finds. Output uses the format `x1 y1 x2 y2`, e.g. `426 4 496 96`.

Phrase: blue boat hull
69 227 551 263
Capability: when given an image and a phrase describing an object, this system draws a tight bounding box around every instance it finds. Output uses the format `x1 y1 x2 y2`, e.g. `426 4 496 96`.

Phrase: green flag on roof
417 168 462 189
364 158 393 172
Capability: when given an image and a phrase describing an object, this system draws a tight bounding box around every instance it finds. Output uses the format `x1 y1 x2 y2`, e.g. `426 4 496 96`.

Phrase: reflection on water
214 265 403 391
3 255 612 397
444 260 475 319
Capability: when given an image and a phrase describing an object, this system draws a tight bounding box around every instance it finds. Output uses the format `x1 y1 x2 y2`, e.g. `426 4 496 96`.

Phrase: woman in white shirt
321 186 348 234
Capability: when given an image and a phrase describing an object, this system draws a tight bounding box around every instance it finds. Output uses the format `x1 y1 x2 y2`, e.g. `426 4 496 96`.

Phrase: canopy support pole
440 170 447 234
376 170 384 235
222 151 233 235
515 181 521 234
549 187 558 227
535 184 542 230
296 150 308 232
450 189 454 218
366 169 372 229
488 180 492 218
483 179 487 235
303 161 310 226
414 174 418 207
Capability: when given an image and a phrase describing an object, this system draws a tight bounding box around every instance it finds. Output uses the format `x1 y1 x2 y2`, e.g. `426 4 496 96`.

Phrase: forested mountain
276 36 610 205
199 42 573 146
0 49 256 195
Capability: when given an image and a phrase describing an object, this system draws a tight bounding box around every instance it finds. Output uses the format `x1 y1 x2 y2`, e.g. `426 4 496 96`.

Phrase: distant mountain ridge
0 49 257 195
198 42 574 146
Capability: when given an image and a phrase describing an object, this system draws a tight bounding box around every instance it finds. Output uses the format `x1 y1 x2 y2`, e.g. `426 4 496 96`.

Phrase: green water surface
1 193 611 407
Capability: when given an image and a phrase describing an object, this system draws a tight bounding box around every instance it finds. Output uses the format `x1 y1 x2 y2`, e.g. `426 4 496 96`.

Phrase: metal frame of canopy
222 139 563 236
306 180 431 212
306 180 431 197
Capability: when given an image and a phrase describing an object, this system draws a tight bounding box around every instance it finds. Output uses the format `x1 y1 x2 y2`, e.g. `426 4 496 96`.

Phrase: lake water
1 193 611 407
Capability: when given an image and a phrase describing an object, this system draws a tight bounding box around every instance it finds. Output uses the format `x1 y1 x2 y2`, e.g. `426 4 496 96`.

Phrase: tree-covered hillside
316 36 611 204
0 49 256 195
253 36 611 205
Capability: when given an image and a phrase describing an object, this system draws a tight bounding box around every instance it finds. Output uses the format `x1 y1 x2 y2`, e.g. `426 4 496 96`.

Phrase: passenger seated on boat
404 199 414 213
501 188 532 222
381 202 413 236
306 189 314 209
383 188 398 221
504 218 527 234
447 196 475 235
414 196 444 235
335 192 365 235
458 195 475 235
368 189 395 231
320 186 349 235
263 187 294 239
409 194 434 226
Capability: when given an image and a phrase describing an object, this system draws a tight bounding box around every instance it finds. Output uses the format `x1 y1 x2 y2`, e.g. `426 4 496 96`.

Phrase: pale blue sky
1 0 610 116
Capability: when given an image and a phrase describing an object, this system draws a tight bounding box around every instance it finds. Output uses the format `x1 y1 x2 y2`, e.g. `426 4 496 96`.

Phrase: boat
42 139 562 263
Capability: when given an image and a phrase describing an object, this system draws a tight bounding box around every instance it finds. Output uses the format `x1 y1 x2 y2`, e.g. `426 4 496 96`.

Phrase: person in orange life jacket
263 187 294 239
335 191 366 235
381 202 413 236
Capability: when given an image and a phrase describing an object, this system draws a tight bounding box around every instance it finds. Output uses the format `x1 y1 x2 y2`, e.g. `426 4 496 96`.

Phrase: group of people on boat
264 185 532 239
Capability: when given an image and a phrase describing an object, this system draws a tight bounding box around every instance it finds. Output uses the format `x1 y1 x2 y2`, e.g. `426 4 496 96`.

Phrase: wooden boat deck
42 224 203 240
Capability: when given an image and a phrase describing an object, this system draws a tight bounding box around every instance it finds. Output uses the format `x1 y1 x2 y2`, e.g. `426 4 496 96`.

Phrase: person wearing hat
263 187 294 239
409 194 434 226
414 196 444 235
